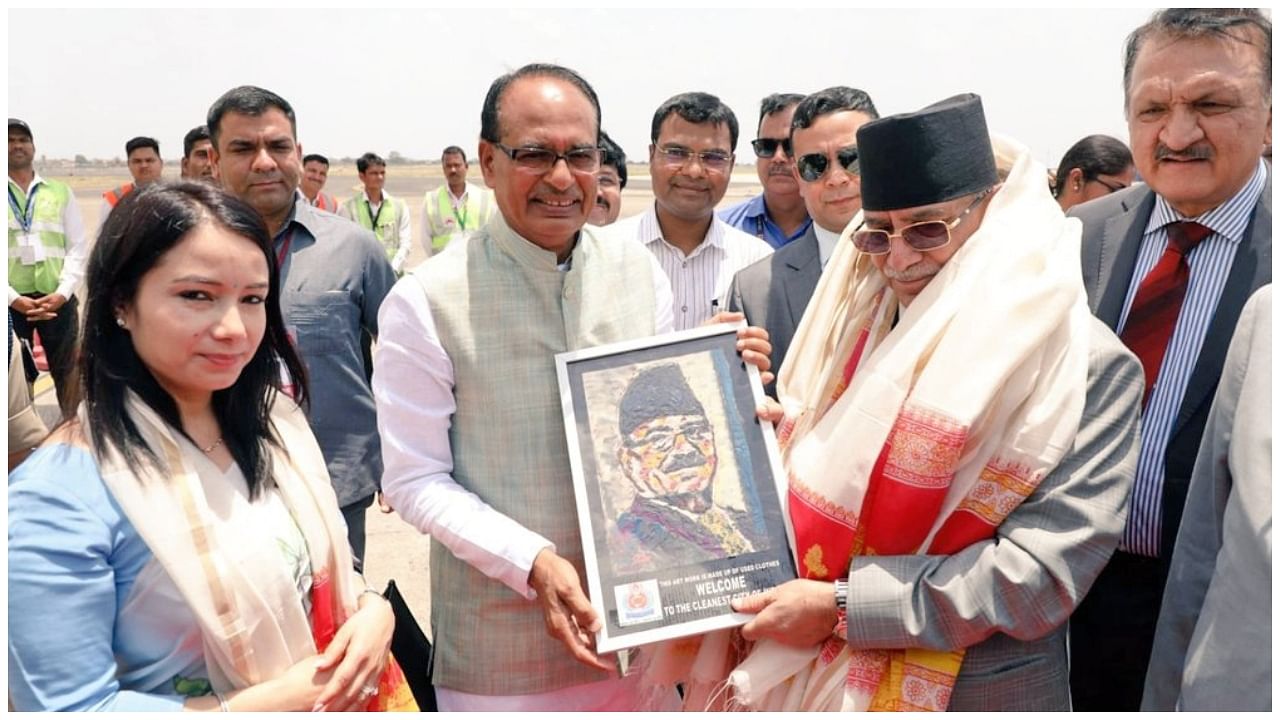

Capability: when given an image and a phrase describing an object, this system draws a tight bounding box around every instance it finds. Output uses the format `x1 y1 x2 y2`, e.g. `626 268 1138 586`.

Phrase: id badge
16 233 42 265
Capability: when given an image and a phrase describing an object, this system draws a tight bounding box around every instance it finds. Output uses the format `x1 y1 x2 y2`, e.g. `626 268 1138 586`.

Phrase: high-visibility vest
340 193 404 262
8 178 73 295
424 185 491 253
102 183 135 208
312 192 339 213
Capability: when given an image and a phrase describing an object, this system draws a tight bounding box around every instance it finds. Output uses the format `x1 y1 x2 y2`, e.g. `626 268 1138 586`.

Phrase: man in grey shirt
207 85 396 565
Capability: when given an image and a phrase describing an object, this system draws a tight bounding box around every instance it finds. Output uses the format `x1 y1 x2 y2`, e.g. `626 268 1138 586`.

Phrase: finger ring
361 683 379 696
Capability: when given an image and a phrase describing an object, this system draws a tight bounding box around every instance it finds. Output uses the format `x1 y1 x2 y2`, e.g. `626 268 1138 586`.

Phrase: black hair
356 152 385 173
480 63 601 144
599 131 628 189
80 181 309 499
126 136 160 158
182 126 210 159
441 145 468 163
758 93 805 131
789 86 880 155
1124 8 1272 107
651 92 739 149
1052 135 1134 198
207 85 298 150
302 153 329 167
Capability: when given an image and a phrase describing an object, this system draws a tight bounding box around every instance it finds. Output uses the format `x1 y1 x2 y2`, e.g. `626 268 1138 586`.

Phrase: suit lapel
1172 174 1272 439
782 229 822 329
1094 188 1157 329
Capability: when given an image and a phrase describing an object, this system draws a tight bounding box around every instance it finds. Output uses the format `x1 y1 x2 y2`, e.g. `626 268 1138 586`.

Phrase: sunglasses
852 188 993 255
492 142 601 174
796 146 859 182
750 137 791 159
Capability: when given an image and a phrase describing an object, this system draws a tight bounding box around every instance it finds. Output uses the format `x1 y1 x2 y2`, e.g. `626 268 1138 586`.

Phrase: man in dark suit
727 87 880 395
1068 8 1272 710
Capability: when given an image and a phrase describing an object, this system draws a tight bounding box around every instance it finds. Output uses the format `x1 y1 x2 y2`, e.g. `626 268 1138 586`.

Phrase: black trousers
342 493 374 573
1068 550 1166 710
10 295 79 418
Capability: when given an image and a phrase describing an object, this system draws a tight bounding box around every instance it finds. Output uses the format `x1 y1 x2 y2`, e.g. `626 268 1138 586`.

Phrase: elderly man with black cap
645 94 1143 711
608 363 762 575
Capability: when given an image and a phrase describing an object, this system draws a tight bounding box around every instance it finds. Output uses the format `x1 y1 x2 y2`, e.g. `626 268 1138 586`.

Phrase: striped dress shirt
1117 160 1267 556
617 204 773 331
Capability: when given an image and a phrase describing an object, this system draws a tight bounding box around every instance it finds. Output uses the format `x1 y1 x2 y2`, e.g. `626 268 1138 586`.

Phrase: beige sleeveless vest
415 213 657 695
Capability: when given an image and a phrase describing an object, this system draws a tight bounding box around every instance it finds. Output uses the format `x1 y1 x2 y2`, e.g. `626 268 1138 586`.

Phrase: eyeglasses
1090 177 1127 194
852 188 993 255
657 145 733 172
750 137 791 159
492 142 601 174
796 146 860 183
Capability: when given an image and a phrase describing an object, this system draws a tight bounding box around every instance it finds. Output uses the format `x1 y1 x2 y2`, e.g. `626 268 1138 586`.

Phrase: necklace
200 437 224 454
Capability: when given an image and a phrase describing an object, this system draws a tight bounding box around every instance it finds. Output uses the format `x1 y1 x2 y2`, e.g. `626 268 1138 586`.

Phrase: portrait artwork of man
606 362 762 576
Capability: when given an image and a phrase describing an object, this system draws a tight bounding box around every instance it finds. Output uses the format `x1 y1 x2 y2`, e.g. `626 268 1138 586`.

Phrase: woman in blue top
8 182 409 711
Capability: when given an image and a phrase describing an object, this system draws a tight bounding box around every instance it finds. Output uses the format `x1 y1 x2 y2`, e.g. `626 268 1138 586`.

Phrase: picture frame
556 322 797 653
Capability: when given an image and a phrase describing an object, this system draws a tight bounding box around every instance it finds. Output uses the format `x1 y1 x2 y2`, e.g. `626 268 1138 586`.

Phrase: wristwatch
834 579 849 612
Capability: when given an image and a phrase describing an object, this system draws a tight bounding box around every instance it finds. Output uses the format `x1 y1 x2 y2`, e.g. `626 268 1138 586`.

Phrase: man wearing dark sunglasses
608 91 773 331
725 93 1141 712
727 87 879 394
719 93 811 249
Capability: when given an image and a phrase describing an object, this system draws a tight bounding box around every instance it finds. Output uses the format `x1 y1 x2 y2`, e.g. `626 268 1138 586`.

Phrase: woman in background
1052 134 1136 212
8 182 413 711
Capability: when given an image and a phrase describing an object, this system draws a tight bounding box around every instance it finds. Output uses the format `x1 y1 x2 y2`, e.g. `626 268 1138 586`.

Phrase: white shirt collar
8 172 45 196
813 224 842 269
640 203 725 258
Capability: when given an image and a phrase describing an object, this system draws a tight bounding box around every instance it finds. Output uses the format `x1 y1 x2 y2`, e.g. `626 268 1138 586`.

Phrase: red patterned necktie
1120 221 1213 405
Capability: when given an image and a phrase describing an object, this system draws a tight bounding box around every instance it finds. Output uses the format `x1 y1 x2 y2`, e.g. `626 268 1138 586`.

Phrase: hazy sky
10 8 1159 166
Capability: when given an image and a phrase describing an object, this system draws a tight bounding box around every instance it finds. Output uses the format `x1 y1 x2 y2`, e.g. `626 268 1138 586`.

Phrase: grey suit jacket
1071 176 1272 557
844 319 1142 711
726 225 821 397
1142 286 1272 711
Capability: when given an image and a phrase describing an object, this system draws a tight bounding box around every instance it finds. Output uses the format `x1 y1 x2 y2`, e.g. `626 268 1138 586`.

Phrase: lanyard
451 192 469 229
275 228 296 268
754 214 766 241
367 199 385 228
7 182 39 233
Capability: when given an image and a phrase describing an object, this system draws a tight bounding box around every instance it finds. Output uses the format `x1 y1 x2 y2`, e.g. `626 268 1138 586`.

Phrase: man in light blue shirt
718 93 811 248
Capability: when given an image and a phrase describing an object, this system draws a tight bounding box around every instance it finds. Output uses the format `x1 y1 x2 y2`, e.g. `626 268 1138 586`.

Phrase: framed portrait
556 323 797 653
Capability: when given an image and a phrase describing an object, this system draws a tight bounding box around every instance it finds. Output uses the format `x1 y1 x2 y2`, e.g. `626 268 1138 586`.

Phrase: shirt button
681 305 688 313
682 261 688 268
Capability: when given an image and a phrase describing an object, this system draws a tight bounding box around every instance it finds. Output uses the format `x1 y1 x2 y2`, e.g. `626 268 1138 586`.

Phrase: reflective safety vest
340 193 405 262
8 178 73 295
424 184 492 253
102 183 135 208
312 192 339 213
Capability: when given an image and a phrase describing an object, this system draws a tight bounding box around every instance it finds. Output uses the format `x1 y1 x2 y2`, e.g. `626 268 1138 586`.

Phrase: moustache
595 194 611 209
881 262 939 283
767 164 794 177
1155 143 1213 162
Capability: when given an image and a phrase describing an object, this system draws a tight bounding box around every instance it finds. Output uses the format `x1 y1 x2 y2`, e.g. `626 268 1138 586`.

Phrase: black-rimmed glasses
1090 177 1127 194
852 188 993 255
796 146 859 182
750 137 791 159
492 142 601 174
657 145 733 172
